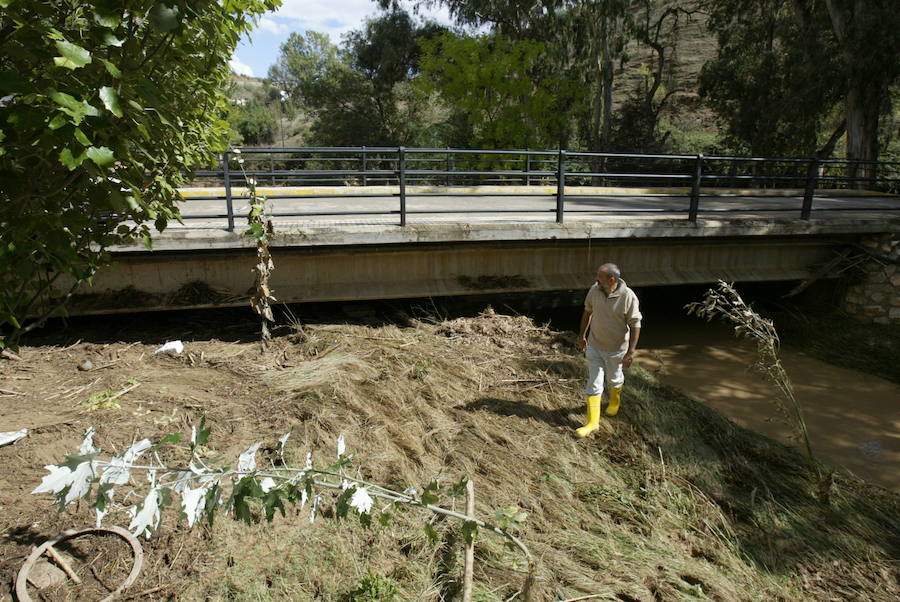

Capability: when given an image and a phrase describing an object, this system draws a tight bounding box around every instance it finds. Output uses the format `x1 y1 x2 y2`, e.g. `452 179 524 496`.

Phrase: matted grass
2 309 898 600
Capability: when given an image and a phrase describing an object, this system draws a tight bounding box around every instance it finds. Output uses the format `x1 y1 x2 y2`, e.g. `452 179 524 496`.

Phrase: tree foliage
700 0 899 162
0 0 279 346
268 10 449 147
418 33 582 149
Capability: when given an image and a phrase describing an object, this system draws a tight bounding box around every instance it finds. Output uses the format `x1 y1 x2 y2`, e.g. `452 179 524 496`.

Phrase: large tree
418 32 582 149
268 9 448 147
0 0 279 346
701 0 899 167
823 0 900 176
700 0 844 157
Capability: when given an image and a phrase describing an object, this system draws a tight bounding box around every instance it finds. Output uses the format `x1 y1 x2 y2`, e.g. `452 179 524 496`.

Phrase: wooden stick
44 545 81 585
463 478 475 602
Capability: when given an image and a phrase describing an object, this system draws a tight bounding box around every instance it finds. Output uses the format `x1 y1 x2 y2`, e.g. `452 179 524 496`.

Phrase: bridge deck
123 186 900 253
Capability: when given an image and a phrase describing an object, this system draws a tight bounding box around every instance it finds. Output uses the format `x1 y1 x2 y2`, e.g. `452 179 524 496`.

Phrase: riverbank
1 308 897 600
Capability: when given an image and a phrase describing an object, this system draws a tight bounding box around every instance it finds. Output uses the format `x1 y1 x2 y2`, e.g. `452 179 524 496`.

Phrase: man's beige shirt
584 279 643 353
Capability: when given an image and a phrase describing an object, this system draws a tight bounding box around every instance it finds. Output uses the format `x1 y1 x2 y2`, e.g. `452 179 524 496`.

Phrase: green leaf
195 416 211 446
461 520 478 546
87 146 115 168
94 8 121 29
157 432 183 446
421 480 439 506
149 4 180 33
263 491 285 522
54 41 92 70
99 87 123 117
101 59 122 78
49 91 99 124
423 522 439 543
48 114 67 130
335 487 354 520
378 511 392 526
60 147 87 170
73 128 91 146
100 33 125 49
448 475 468 497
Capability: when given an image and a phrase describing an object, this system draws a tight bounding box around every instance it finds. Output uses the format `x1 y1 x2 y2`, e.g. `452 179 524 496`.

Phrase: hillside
1 309 898 600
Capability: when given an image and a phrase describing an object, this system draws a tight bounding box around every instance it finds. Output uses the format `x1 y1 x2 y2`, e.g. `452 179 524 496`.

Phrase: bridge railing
188 147 900 231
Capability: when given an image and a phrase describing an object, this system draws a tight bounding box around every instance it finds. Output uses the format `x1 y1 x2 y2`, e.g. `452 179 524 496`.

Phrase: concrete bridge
67 182 900 315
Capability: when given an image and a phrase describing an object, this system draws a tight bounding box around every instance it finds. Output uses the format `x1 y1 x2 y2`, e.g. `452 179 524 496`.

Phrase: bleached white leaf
260 477 277 493
128 488 161 538
310 493 321 524
32 460 95 505
79 426 98 455
277 432 291 459
304 451 312 470
337 434 345 458
96 504 108 527
100 438 152 485
33 465 75 495
238 442 261 473
300 487 308 509
191 425 197 446
349 486 374 514
0 429 27 447
181 485 210 527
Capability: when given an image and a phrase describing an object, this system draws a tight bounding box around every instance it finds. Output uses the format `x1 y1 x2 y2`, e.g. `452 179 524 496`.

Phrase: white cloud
257 16 290 35
272 0 454 43
229 56 254 77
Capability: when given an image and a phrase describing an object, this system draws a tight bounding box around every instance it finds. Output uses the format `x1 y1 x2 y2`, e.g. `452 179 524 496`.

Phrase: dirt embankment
1 309 898 600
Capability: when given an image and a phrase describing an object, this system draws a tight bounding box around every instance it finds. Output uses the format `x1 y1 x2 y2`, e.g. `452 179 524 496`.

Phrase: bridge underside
66 234 844 315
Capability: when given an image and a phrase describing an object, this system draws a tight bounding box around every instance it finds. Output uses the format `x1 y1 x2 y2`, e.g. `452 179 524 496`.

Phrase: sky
229 0 454 80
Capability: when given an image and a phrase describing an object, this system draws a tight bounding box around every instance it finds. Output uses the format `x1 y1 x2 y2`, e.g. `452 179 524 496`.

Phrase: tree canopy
0 0 279 345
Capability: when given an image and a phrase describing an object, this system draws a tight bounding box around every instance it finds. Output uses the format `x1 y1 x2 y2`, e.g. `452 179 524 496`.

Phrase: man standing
575 263 642 437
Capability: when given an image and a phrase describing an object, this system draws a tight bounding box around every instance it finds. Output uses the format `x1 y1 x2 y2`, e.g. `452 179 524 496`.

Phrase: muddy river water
634 315 900 492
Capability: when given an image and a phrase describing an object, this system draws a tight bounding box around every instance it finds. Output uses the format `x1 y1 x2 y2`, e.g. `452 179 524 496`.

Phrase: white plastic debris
0 429 27 447
154 340 184 355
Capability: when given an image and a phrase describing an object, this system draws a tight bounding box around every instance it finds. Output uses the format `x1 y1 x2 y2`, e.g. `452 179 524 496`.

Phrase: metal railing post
399 147 407 226
269 154 275 186
223 151 235 232
688 153 703 223
446 149 452 187
361 146 367 186
525 153 532 186
801 157 818 220
556 149 566 223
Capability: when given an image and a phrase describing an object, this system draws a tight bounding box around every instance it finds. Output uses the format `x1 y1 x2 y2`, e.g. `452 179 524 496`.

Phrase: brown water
636 319 900 492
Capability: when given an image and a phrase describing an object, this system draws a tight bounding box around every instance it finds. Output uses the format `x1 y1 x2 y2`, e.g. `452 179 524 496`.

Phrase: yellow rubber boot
575 395 602 437
606 387 622 416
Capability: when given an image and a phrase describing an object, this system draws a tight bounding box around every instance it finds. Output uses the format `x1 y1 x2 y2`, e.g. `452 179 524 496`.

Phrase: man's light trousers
584 345 626 397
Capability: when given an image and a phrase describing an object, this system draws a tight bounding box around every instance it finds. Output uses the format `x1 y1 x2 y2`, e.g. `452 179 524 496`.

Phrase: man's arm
577 308 592 352
623 325 640 369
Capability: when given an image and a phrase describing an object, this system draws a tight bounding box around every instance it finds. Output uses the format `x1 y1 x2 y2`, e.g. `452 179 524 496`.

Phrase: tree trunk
844 79 881 188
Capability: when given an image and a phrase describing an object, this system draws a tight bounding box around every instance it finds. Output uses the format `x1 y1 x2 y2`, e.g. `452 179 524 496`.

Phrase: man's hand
577 335 587 352
622 351 635 369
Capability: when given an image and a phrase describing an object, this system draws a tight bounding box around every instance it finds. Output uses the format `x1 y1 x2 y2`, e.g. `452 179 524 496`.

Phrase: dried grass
7 310 899 601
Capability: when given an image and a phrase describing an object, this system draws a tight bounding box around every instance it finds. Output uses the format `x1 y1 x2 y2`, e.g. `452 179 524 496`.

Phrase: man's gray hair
600 263 621 279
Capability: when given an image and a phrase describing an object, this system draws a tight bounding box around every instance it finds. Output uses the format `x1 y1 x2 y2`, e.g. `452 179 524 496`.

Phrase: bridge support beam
65 236 845 315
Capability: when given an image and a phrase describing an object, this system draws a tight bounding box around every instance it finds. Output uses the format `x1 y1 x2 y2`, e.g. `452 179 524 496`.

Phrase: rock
26 560 66 589
77 359 93 371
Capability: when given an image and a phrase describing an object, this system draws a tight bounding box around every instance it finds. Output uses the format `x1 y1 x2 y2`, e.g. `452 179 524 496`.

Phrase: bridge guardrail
187 147 900 231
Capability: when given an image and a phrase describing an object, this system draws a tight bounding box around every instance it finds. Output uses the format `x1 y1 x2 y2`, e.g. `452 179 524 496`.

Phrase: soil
1 305 898 601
